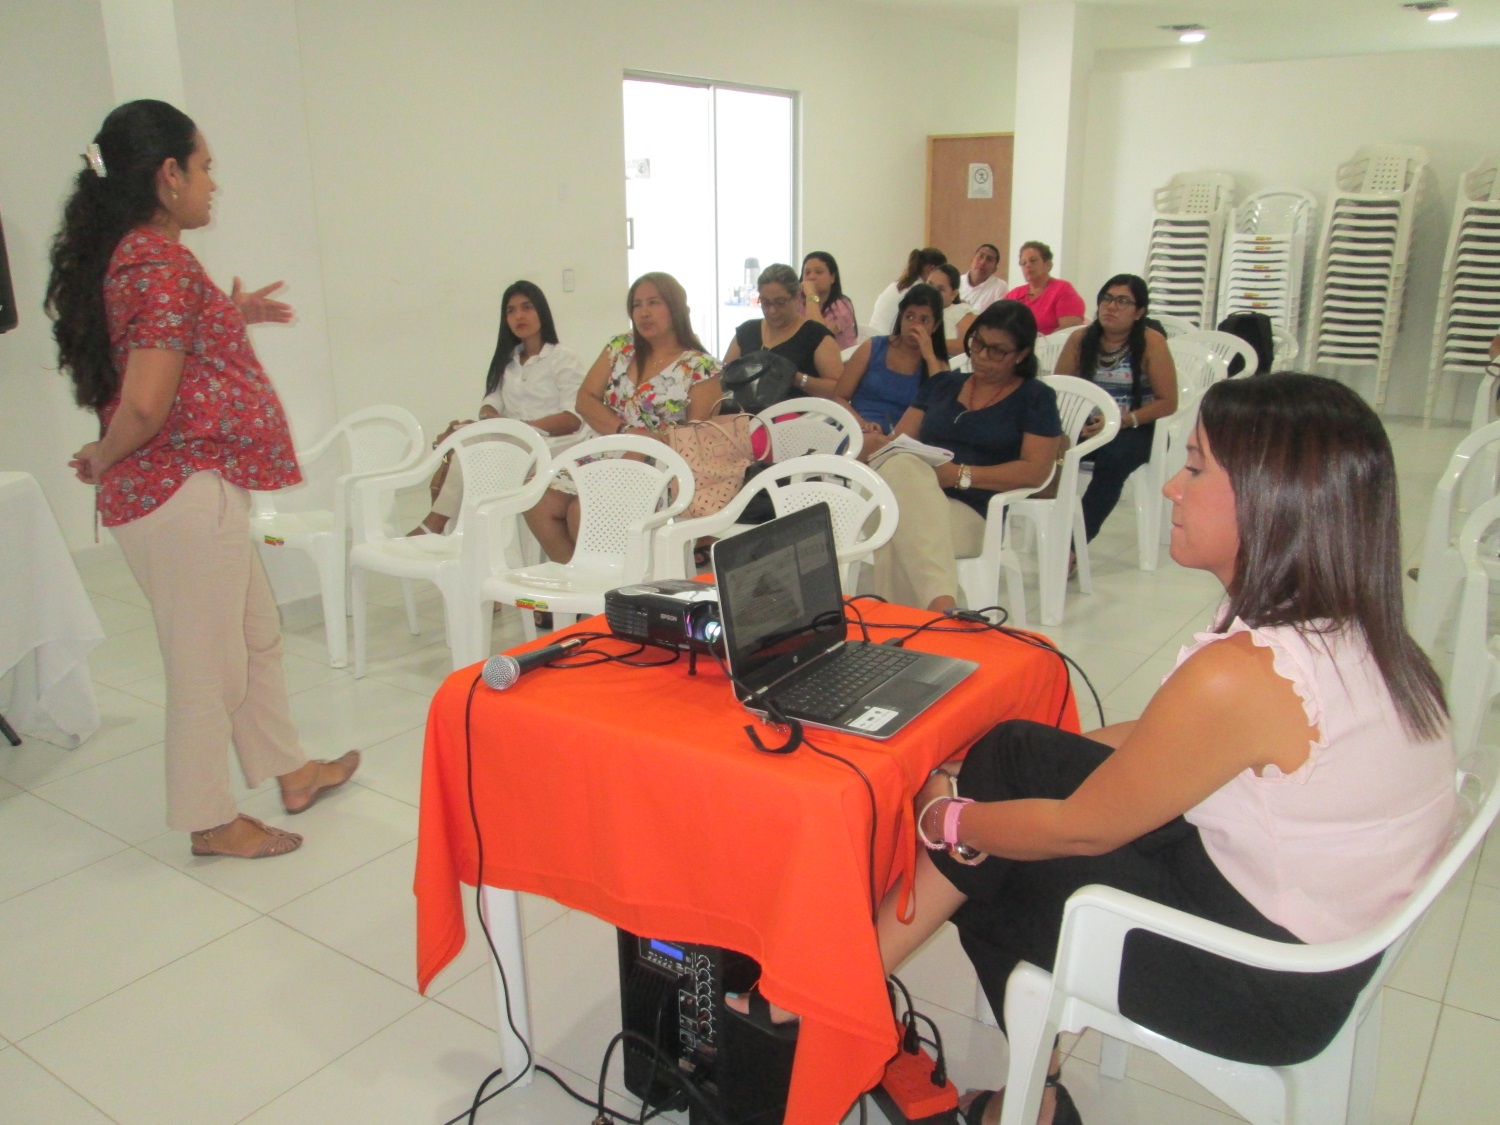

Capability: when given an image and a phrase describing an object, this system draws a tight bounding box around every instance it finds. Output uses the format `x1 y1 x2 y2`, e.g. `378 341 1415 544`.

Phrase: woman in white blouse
414 281 585 534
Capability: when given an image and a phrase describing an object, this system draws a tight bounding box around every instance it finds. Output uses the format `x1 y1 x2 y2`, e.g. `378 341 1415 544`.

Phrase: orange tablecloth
415 603 1077 1124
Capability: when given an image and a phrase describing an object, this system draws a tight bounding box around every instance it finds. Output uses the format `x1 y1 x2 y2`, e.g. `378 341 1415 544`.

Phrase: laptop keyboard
770 643 921 721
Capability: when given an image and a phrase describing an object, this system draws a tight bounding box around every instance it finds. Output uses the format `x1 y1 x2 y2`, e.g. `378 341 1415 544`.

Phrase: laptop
711 502 977 739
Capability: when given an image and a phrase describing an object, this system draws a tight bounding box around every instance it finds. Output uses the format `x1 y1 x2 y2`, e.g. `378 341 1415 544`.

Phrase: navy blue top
914 372 1063 516
850 336 927 433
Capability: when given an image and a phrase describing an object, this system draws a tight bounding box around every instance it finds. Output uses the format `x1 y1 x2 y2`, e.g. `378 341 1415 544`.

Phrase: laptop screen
712 503 848 697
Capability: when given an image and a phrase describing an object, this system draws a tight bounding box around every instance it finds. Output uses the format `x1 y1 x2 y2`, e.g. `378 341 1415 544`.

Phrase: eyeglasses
969 340 1017 363
1099 294 1137 309
760 296 795 311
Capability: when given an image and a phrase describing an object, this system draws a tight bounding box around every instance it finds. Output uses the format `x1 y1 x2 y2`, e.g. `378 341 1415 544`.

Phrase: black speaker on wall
0 211 17 334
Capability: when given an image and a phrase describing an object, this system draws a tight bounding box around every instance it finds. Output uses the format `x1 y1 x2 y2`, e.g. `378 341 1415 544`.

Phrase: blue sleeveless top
851 336 925 433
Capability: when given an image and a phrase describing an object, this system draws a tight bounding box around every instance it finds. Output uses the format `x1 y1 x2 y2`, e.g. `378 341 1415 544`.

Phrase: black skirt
930 720 1379 1067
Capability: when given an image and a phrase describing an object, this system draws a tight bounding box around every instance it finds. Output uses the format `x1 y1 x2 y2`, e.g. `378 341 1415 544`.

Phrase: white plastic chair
1451 495 1500 756
754 399 863 461
1179 328 1261 377
955 481 1053 628
1270 324 1300 370
348 420 551 676
1151 314 1198 339
1033 325 1084 376
1008 377 1122 626
1412 419 1500 649
996 741 1500 1125
653 454 897 591
480 434 695 642
247 405 424 668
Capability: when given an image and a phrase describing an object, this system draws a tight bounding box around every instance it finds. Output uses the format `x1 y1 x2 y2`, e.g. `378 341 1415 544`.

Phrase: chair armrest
1051 884 1393 1019
349 454 443 543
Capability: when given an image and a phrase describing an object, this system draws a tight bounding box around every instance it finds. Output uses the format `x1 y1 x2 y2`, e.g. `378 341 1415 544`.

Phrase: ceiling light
1402 2 1459 18
1160 23 1208 44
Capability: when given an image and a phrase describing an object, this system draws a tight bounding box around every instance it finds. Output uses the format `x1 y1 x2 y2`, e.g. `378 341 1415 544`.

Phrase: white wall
0 0 1016 556
291 0 1016 437
0 0 116 551
1076 46 1500 418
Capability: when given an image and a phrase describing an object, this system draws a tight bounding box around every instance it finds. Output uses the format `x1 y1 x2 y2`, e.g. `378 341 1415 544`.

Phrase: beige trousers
112 471 307 831
872 452 986 610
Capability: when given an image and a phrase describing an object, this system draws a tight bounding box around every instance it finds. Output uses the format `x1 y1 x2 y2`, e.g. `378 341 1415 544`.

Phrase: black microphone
480 636 587 690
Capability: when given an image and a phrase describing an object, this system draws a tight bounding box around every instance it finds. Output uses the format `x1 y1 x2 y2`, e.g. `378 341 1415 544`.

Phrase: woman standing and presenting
47 100 357 859
724 263 842 398
414 280 585 535
524 272 720 563
1054 274 1177 542
799 250 858 349
1003 241 1086 336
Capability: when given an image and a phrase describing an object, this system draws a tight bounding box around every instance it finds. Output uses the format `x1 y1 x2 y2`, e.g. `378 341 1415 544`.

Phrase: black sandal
959 1074 1080 1125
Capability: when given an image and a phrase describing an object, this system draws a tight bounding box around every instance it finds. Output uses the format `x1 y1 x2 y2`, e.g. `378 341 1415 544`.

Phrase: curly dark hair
46 100 197 412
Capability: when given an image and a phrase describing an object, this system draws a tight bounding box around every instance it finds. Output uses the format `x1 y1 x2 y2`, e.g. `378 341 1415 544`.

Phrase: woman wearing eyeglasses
1004 240 1086 336
863 301 1062 613
723 263 843 400
1054 274 1177 542
836 283 950 434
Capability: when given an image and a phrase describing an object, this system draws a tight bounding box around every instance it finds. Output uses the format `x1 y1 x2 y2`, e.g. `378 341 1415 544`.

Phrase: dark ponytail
896 247 947 289
46 100 197 411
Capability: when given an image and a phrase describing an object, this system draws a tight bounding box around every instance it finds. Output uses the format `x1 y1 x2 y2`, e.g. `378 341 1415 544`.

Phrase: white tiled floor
2 417 1496 1124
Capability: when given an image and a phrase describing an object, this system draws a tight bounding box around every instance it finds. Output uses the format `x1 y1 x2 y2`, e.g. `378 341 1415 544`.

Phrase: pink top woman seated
1004 239 1086 336
873 373 1456 1124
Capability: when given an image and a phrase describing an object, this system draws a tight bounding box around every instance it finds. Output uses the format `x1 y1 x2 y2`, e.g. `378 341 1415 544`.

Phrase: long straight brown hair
1199 373 1447 740
627 272 705 376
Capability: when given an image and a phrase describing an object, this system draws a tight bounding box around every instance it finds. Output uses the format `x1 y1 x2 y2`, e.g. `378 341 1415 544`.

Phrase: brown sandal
190 814 303 859
280 750 361 815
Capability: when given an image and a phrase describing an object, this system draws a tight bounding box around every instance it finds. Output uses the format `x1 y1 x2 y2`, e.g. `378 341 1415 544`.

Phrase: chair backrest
1037 376 1124 516
1425 418 1500 552
1151 314 1197 339
753 399 863 461
1453 496 1500 754
1179 329 1260 377
1474 362 1500 434
560 434 695 579
746 455 897 580
450 420 553 534
1033 325 1084 376
264 405 425 527
1269 323 1299 369
1167 339 1231 402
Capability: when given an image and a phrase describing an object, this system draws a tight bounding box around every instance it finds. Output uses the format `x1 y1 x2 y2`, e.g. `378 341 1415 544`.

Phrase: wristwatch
957 464 973 490
798 372 809 389
808 294 821 304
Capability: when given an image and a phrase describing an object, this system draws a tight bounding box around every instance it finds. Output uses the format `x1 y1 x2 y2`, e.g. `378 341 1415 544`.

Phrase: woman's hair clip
84 143 106 178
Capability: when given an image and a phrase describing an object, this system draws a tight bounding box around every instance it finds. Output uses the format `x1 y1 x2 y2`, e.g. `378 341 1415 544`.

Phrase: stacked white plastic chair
247 405 425 668
1216 188 1316 342
1423 157 1500 422
995 740 1500 1125
1144 172 1235 329
1307 145 1428 407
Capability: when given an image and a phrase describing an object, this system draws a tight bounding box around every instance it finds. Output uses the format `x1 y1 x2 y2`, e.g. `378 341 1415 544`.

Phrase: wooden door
926 134 1014 281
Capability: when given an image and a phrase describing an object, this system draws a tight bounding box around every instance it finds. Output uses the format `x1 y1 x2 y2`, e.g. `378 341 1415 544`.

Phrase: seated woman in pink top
1004 239 1086 336
876 373 1456 1125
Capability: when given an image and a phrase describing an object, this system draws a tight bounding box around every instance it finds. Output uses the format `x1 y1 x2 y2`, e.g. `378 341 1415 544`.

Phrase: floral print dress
600 333 720 430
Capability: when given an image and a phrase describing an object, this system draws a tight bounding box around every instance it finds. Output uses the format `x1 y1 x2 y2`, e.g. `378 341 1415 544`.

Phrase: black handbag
720 350 797 414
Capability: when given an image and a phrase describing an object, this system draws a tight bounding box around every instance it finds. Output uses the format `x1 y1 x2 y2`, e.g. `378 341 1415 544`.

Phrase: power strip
867 1044 959 1125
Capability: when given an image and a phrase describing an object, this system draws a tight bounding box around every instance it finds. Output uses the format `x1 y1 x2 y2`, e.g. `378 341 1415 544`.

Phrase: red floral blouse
98 227 302 526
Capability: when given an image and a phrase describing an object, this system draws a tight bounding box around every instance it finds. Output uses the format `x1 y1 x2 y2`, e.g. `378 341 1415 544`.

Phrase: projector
605 579 721 652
